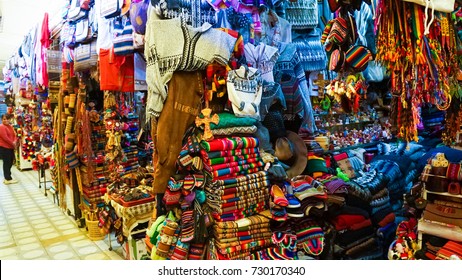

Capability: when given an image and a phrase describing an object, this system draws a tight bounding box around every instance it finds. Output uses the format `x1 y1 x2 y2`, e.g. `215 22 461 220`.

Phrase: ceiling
0 0 67 79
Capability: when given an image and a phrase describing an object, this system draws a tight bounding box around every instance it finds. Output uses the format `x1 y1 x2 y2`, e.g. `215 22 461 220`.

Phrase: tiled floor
0 165 124 260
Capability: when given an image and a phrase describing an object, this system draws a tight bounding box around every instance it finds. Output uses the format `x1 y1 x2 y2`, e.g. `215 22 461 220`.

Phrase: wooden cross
313 73 330 99
195 107 220 141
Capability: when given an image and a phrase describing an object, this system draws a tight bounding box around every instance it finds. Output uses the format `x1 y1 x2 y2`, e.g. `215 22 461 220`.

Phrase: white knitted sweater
144 15 237 119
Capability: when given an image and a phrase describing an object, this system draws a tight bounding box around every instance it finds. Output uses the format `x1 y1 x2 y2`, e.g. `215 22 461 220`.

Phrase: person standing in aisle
0 114 18 185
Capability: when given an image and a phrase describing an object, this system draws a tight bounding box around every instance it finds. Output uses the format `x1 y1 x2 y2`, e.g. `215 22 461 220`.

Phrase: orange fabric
99 48 134 92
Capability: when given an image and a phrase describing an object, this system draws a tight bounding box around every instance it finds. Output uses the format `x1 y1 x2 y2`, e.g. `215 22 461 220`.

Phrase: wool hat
274 131 308 179
294 219 325 256
305 155 328 176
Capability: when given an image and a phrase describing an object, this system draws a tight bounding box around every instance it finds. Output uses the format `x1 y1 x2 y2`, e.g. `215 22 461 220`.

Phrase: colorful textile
214 210 271 229
210 112 258 129
208 165 264 179
201 136 259 152
211 125 257 136
214 228 272 238
211 171 268 186
203 148 260 160
207 156 261 169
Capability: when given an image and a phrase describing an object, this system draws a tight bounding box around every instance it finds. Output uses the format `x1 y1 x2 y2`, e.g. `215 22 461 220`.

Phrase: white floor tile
19 249 48 259
0 247 18 258
51 251 79 260
16 236 40 246
17 243 43 252
83 253 110 260
1 169 125 260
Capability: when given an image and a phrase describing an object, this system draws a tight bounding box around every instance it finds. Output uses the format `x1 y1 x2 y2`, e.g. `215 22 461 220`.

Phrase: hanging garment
273 43 317 134
152 71 204 194
244 42 279 83
227 66 263 120
144 16 236 119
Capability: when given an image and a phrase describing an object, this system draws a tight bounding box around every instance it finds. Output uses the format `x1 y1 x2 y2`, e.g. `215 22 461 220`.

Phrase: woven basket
85 218 105 241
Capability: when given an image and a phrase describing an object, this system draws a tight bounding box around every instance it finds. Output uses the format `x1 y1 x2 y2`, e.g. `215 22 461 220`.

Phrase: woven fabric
200 136 259 152
209 112 258 129
285 0 318 29
211 125 257 136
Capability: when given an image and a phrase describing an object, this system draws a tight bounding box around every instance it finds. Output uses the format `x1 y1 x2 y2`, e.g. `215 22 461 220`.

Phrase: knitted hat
305 155 328 176
294 219 324 256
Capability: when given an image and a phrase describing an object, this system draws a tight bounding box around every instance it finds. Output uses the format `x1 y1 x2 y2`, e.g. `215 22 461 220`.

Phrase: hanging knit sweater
273 43 316 134
144 15 237 119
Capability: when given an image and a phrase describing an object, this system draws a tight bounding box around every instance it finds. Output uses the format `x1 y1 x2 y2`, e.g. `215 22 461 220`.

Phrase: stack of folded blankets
212 210 273 259
201 136 268 222
205 171 270 222
119 145 139 176
201 136 265 180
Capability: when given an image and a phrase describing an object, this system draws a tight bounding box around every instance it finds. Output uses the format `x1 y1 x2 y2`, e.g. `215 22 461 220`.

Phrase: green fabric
210 112 258 129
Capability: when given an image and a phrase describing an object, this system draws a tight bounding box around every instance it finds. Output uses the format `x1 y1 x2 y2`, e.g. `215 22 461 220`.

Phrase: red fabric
349 218 372 231
332 214 367 231
0 124 16 149
99 48 134 92
40 13 51 87
333 152 349 161
378 212 396 228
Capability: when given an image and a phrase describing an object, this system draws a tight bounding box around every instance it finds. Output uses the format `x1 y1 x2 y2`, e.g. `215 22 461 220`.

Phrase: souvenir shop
1 0 462 260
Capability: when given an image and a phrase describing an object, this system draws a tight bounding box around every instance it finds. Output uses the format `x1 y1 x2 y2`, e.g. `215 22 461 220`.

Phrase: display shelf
418 185 462 249
423 189 462 199
322 141 379 154
417 218 462 248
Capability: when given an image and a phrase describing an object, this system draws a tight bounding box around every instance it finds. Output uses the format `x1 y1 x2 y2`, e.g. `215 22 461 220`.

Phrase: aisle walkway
0 166 124 260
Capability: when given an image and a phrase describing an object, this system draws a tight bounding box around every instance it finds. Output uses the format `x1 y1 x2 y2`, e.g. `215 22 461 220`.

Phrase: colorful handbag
345 45 372 72
63 46 75 63
130 0 149 34
112 15 134 55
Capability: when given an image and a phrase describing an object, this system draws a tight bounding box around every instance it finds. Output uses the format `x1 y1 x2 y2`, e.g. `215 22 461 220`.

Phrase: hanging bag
130 0 149 34
112 15 134 55
68 0 88 22
74 40 98 72
74 19 90 43
402 0 455 13
64 22 77 48
101 0 123 19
